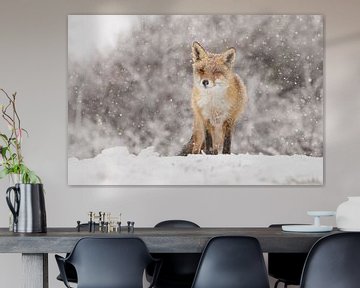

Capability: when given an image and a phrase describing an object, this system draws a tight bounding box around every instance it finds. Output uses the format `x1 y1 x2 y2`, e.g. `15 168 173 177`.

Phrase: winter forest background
68 15 323 159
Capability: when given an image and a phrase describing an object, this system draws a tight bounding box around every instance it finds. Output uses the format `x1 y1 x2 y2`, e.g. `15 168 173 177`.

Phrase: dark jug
6 183 47 233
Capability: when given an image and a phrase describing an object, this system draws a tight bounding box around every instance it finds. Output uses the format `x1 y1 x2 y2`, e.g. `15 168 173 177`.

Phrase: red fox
180 42 247 155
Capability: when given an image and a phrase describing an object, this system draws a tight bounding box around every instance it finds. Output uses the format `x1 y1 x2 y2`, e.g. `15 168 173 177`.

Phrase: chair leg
274 280 289 288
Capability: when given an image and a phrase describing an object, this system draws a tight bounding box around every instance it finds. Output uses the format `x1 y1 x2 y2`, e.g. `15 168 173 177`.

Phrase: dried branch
0 88 39 183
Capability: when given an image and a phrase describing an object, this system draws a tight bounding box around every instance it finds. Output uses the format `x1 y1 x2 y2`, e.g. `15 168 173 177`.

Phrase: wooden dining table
0 226 339 288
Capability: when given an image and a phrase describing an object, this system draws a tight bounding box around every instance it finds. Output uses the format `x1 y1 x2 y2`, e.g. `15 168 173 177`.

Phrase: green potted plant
0 89 41 183
1 88 46 233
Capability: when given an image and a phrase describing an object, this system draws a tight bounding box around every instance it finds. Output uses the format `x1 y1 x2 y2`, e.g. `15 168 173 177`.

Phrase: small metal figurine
98 211 103 231
77 221 81 232
92 220 96 232
127 221 135 233
88 211 93 232
83 211 123 233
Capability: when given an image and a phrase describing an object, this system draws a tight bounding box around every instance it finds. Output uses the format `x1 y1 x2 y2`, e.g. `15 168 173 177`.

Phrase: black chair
191 236 270 288
147 220 201 288
56 223 99 284
56 262 77 284
300 232 360 288
154 220 200 229
268 224 308 288
55 237 160 288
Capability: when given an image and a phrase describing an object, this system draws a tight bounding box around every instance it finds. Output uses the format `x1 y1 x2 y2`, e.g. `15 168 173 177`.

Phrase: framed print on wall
67 15 323 185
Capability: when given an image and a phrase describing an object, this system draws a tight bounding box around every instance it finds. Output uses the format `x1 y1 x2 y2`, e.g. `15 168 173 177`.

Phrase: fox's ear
222 47 236 67
192 42 208 62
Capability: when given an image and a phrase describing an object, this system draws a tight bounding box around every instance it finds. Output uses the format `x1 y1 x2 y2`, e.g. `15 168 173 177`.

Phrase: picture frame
68 15 323 185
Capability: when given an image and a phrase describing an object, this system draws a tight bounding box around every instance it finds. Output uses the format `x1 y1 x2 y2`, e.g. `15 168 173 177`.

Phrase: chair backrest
150 220 201 287
268 224 308 285
67 237 154 288
155 220 200 228
191 236 270 288
300 232 360 288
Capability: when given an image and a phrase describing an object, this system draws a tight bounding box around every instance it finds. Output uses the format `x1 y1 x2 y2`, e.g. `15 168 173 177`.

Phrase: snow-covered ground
68 146 323 185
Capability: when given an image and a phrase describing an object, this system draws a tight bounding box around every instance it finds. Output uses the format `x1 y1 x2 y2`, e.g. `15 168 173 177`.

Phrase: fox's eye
198 68 205 74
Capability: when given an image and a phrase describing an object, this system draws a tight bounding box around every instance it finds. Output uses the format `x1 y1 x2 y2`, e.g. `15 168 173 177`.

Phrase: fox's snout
200 78 215 89
198 78 224 89
202 79 209 88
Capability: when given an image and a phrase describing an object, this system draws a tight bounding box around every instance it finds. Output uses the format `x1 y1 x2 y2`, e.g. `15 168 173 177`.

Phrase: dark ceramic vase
6 183 47 233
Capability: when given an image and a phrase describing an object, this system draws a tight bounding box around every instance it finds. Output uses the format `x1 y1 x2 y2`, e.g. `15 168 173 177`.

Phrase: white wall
0 0 359 287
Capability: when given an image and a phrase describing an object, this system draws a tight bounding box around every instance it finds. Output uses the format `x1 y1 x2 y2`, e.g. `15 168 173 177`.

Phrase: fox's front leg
192 118 205 154
212 127 224 155
222 120 233 154
204 121 214 154
204 129 212 154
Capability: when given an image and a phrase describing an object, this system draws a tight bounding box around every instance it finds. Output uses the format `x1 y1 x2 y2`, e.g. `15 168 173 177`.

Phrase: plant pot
336 197 360 231
6 183 47 233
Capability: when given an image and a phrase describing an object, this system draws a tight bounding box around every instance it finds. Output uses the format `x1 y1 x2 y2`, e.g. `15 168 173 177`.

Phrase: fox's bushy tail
178 136 195 156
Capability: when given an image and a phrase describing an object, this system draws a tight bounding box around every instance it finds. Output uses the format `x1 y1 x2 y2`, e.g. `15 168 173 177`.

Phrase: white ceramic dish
307 211 336 217
282 225 333 233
